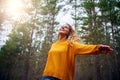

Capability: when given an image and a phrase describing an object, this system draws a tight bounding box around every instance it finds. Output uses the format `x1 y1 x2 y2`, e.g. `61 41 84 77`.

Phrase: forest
0 0 120 80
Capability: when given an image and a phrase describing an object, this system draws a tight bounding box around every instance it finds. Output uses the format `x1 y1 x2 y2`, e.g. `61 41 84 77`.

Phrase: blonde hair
66 24 79 46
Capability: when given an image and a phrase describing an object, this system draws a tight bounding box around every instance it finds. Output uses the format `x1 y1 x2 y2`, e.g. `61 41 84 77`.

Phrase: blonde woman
42 23 113 80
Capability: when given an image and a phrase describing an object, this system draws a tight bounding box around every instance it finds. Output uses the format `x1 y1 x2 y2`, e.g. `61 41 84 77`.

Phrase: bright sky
6 0 24 19
5 0 31 22
56 3 75 29
0 0 74 46
0 0 28 46
56 13 74 25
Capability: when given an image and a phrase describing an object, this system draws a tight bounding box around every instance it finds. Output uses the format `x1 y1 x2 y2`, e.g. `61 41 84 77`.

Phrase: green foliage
75 0 120 80
114 27 120 53
114 27 120 76
0 31 21 57
0 31 21 80
0 0 120 80
82 1 96 10
0 0 62 80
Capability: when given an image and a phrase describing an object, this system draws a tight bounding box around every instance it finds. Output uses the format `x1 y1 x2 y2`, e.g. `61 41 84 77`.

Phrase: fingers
99 45 113 54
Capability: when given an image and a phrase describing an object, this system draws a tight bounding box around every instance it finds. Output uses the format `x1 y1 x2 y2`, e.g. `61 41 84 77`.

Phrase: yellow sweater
43 40 99 80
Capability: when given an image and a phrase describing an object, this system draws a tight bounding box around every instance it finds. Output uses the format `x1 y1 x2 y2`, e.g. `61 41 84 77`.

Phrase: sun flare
6 0 25 20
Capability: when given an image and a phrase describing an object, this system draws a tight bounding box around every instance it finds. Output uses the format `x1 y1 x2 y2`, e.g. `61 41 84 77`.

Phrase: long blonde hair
66 24 79 46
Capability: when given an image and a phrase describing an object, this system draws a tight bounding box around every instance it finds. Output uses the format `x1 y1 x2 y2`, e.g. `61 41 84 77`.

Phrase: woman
42 23 113 80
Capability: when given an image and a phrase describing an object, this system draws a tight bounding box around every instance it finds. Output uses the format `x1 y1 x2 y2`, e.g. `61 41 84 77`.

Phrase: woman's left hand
99 45 113 54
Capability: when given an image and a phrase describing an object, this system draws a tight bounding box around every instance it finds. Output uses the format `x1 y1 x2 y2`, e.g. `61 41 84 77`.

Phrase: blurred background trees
0 0 120 80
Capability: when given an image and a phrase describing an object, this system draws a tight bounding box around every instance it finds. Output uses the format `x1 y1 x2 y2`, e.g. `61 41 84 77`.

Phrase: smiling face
58 24 70 36
58 23 78 43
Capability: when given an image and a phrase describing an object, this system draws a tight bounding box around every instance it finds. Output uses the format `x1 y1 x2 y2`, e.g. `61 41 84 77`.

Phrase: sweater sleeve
73 42 100 55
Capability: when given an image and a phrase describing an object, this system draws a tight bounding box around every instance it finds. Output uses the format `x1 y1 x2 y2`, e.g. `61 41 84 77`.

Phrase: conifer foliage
0 0 120 80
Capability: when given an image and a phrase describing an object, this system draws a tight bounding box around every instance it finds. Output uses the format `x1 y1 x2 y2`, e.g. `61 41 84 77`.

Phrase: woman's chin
59 32 67 35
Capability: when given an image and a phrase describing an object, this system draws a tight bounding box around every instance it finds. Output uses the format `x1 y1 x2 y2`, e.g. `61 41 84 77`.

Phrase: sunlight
6 0 25 20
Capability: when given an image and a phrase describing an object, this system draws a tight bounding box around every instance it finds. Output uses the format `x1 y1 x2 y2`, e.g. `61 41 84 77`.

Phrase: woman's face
58 24 70 36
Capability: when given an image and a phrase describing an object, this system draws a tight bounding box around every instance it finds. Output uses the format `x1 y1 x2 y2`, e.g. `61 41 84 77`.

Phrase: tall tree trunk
111 23 119 80
23 53 30 80
94 56 102 80
74 0 77 29
22 27 34 80
92 0 102 80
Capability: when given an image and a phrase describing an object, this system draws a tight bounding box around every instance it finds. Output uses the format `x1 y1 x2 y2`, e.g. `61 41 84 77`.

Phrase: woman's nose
61 26 64 29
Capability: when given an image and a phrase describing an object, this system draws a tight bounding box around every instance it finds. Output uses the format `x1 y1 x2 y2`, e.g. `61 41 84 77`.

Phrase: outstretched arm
74 42 113 55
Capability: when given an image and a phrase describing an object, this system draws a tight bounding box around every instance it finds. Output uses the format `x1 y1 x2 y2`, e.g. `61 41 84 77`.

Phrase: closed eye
64 26 69 29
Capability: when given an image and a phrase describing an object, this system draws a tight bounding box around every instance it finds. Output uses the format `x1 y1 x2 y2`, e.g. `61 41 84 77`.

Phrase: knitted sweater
43 40 99 80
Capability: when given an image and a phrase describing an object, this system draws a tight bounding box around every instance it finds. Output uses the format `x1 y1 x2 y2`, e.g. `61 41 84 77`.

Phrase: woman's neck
58 35 67 41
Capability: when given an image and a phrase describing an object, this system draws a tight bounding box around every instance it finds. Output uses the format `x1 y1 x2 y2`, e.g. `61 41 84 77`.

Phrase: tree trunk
22 53 30 80
95 56 102 80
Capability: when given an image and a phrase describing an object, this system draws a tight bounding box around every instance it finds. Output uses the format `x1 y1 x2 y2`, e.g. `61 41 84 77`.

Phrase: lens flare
6 0 25 20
